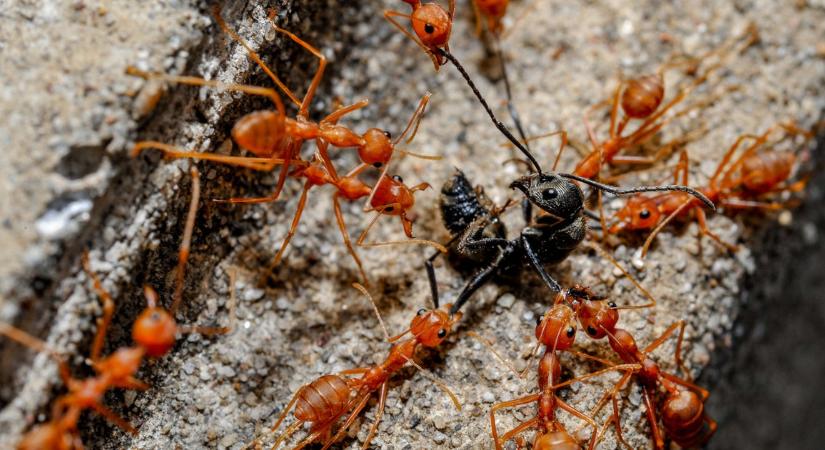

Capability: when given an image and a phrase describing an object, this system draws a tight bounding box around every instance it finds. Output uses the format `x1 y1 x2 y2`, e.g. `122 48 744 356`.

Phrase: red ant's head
533 430 578 450
535 304 577 351
566 285 618 339
410 306 460 347
132 287 178 357
609 196 660 233
372 175 430 237
409 3 452 49
621 73 664 119
95 347 145 382
232 110 287 157
359 128 394 167
475 0 509 18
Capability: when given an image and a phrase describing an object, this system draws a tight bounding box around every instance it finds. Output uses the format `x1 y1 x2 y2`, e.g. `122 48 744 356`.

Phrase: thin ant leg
171 167 200 314
212 5 300 108
90 403 137 435
640 197 693 257
321 393 372 450
320 99 370 125
81 252 115 363
450 251 507 315
132 141 296 171
520 235 562 293
499 417 540 447
352 282 391 342
178 269 237 336
265 9 327 117
467 331 521 377
489 395 540 448
333 194 369 284
720 198 793 210
395 92 432 145
581 240 657 309
696 207 738 252
642 385 665 449
557 397 599 430
360 382 389 450
268 180 312 270
355 205 448 253
438 49 541 172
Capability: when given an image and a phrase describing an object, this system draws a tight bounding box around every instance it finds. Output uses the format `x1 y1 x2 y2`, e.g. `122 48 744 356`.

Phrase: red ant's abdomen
662 389 710 448
293 375 352 424
232 111 288 157
532 430 579 450
741 152 794 194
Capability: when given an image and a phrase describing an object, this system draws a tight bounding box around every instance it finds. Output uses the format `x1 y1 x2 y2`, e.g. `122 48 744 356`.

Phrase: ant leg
489 394 540 449
356 207 448 253
333 194 369 284
499 417 539 448
395 92 432 145
520 235 562 293
467 331 521 377
642 385 665 450
211 5 301 108
557 397 599 430
171 167 200 314
271 420 304 450
320 99 370 125
80 252 114 364
384 10 440 69
451 252 506 315
322 393 372 450
264 9 326 117
720 198 792 210
610 393 633 450
607 80 624 138
269 386 305 436
131 141 295 172
696 208 738 252
125 67 284 116
661 372 710 402
360 382 388 450
91 403 137 435
643 320 682 354
425 248 444 309
672 320 691 380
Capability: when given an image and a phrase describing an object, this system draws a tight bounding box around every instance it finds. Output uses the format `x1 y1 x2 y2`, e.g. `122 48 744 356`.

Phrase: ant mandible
261 284 461 449
0 168 235 449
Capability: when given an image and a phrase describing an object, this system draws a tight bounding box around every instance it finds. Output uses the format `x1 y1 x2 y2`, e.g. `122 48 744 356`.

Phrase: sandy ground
0 0 823 449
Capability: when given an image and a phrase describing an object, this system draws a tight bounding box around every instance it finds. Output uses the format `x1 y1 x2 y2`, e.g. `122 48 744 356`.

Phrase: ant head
609 196 660 233
411 306 460 347
569 289 619 340
661 389 704 431
132 306 177 358
535 304 577 351
510 173 583 219
359 128 394 167
621 73 664 119
232 110 287 157
371 175 416 217
409 3 452 49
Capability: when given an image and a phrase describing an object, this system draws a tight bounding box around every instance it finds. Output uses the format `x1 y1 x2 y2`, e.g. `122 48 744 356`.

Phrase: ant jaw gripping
410 307 457 347
509 173 585 220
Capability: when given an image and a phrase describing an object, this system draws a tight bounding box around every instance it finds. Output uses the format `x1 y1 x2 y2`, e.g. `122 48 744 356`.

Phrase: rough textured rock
0 1 822 449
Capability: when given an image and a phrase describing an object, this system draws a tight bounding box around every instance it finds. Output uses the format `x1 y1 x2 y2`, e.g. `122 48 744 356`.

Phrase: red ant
574 25 758 181
557 285 715 450
130 6 436 205
607 122 812 256
471 0 509 36
263 283 461 449
385 0 455 70
0 168 235 449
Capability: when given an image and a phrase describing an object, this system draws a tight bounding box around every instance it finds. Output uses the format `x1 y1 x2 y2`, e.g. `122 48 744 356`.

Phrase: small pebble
482 391 496 403
497 293 515 309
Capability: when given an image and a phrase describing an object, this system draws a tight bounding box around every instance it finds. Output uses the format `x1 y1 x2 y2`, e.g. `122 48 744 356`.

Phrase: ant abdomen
621 73 665 119
440 170 493 236
294 375 352 423
661 389 709 447
533 431 579 450
740 151 795 194
231 110 287 157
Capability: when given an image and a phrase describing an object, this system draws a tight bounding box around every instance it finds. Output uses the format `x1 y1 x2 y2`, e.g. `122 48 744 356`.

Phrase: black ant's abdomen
440 169 490 236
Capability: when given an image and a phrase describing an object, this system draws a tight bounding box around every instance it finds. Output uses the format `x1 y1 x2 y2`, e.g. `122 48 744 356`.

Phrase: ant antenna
558 173 716 211
352 283 392 343
438 48 543 173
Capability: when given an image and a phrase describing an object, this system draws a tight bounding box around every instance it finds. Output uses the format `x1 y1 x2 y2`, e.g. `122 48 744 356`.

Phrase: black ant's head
510 173 584 219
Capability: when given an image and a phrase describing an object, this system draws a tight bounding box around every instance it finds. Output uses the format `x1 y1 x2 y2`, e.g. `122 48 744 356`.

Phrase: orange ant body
574 27 757 181
0 168 234 449
266 285 461 449
561 286 715 450
472 0 509 36
385 0 455 70
131 6 434 206
608 123 811 256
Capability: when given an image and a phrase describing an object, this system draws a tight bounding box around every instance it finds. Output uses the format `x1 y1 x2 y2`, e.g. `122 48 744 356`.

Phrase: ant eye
417 308 427 316
639 209 651 219
542 188 558 200
424 23 435 34
535 317 542 326
437 328 447 338
373 162 383 168
383 131 391 139
384 206 394 212
608 301 617 308
587 326 597 336
392 175 403 183
566 327 575 338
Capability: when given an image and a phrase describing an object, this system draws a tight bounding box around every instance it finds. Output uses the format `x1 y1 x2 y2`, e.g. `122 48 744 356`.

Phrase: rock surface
0 1 823 449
